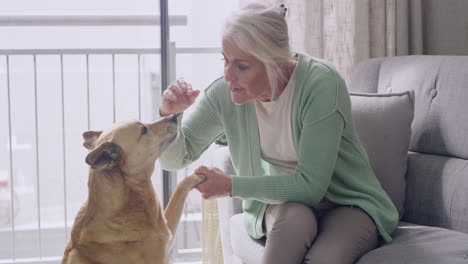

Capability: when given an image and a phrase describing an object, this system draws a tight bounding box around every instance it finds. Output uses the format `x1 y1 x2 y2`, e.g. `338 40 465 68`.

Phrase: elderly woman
158 3 398 264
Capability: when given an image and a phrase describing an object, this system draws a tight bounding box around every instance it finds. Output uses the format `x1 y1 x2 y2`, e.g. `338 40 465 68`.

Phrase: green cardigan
159 53 398 243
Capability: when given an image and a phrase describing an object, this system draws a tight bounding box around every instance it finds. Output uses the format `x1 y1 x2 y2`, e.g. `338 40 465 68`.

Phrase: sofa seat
230 213 468 264
358 222 468 263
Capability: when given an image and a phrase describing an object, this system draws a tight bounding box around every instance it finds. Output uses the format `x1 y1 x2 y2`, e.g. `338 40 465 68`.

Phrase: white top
254 64 335 211
255 65 298 173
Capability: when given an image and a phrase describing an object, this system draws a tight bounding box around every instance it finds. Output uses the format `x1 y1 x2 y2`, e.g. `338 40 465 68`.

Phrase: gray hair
223 2 291 99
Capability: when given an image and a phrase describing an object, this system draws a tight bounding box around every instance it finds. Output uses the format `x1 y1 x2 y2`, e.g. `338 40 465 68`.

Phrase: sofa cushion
357 222 468 264
350 91 414 217
404 152 468 234
350 56 468 160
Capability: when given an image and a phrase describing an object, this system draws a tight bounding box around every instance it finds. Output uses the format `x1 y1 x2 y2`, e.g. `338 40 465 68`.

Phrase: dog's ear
83 131 103 150
85 141 122 170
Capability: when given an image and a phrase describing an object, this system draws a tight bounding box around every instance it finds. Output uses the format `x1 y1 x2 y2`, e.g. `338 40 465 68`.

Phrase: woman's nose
224 66 236 84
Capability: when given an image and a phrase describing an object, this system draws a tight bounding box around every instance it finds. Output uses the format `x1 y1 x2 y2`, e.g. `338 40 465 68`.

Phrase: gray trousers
262 202 379 264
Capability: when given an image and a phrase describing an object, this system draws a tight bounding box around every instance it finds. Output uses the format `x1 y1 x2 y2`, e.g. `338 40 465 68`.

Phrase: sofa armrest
218 197 243 264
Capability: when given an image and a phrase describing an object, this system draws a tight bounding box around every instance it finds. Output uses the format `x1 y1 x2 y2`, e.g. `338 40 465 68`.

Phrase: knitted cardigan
159 53 398 243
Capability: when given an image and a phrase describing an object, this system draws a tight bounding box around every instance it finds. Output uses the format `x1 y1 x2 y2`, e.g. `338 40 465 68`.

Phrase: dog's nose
169 113 180 122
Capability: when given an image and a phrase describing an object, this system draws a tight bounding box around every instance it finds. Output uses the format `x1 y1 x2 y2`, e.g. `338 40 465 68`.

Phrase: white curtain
261 0 423 82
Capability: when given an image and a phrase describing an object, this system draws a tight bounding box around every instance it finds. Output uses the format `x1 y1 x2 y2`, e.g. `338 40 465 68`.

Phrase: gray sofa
215 56 468 263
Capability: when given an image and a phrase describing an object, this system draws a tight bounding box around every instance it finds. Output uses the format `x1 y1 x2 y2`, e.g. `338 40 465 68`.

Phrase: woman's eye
141 125 148 135
238 65 248 71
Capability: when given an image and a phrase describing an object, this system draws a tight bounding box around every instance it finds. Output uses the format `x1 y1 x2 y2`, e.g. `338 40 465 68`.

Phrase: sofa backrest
349 56 468 234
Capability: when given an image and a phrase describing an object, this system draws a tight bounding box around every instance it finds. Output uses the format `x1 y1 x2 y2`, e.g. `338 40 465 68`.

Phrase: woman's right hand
160 78 200 116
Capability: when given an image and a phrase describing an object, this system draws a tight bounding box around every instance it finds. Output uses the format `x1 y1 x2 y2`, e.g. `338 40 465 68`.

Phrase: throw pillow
350 91 415 218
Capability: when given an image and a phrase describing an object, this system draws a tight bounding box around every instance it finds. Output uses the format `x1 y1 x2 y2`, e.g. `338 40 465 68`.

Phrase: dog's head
82 114 179 175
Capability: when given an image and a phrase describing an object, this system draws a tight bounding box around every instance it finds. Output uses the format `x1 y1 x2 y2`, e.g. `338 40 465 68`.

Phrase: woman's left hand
194 166 232 199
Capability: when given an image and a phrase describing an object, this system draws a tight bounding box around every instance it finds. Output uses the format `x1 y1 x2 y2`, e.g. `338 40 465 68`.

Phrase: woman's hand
194 166 232 199
160 78 200 116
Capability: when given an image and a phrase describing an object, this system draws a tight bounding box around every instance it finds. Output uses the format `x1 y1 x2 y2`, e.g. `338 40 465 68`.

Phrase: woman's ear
83 131 103 150
85 141 121 170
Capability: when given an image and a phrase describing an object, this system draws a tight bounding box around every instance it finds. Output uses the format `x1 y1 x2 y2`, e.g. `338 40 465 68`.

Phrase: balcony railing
0 14 220 264
0 14 187 27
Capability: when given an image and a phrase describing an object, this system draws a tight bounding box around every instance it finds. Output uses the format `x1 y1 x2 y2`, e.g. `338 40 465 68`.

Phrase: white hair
223 2 291 100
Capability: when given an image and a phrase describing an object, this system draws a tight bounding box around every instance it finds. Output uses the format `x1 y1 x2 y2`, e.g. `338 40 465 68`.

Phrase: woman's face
222 39 270 104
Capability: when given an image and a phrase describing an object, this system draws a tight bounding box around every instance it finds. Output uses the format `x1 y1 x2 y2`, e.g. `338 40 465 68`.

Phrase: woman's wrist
159 107 171 117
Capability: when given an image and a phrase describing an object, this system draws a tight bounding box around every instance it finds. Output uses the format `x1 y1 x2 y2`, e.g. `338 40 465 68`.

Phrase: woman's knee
266 203 318 241
304 206 379 264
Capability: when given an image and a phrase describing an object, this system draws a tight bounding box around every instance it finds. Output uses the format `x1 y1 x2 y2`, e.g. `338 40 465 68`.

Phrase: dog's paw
192 173 206 185
180 173 205 189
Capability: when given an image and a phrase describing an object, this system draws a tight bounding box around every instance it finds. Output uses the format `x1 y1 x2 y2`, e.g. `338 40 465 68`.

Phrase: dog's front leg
164 174 205 242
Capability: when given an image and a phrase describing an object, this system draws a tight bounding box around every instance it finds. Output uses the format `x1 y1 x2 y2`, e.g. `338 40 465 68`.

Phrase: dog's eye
140 125 148 136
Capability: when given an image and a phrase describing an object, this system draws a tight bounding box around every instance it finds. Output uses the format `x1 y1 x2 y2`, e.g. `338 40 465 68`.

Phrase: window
0 0 240 263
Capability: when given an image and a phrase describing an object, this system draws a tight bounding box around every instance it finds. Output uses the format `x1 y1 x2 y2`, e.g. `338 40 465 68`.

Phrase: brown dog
61 115 205 264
